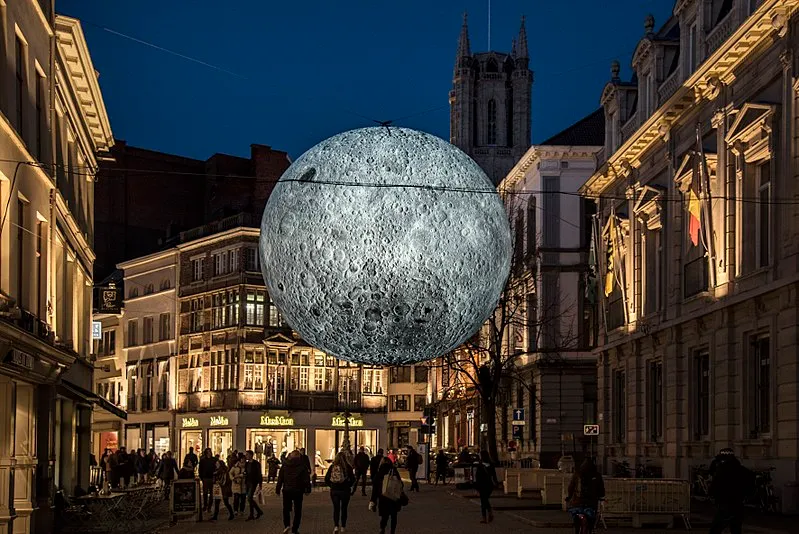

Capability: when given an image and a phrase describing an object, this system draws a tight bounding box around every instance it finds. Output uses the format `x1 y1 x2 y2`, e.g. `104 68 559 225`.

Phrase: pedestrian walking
473 450 499 523
565 458 605 534
244 450 264 521
178 459 195 479
267 454 281 483
708 448 755 534
183 447 198 471
277 449 312 534
157 451 178 499
353 446 370 496
370 457 407 534
229 455 247 515
370 449 384 483
405 446 421 492
386 449 398 465
435 450 448 485
135 449 148 484
210 459 235 521
326 451 356 533
198 448 216 512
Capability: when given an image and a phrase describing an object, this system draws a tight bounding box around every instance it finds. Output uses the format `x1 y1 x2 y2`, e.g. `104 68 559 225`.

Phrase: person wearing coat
267 454 281 483
229 456 247 515
325 452 356 533
157 451 179 499
435 450 449 485
405 446 421 492
135 449 148 484
370 457 404 534
210 459 234 521
277 450 312 534
565 458 606 534
473 450 499 523
244 450 264 521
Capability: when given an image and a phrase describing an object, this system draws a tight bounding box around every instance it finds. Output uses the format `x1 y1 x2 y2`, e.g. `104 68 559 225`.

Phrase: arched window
129 287 138 299
487 99 497 145
144 283 154 295
160 279 171 291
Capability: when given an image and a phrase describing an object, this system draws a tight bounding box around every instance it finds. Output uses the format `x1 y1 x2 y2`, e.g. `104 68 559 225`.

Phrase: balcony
684 256 709 298
658 70 680 103
706 11 735 56
620 113 639 143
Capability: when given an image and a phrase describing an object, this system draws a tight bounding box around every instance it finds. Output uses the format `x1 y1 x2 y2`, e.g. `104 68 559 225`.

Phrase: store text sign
331 415 364 428
181 417 199 428
210 416 229 426
260 414 294 426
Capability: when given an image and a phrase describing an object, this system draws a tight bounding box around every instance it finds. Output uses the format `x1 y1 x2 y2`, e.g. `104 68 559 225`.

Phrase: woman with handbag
325 451 356 533
370 457 408 534
210 459 235 521
229 455 247 515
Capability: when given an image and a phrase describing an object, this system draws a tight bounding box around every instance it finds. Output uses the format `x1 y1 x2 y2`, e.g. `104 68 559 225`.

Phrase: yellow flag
604 216 615 297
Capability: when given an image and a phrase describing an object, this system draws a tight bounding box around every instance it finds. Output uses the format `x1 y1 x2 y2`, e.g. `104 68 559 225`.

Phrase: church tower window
487 99 497 145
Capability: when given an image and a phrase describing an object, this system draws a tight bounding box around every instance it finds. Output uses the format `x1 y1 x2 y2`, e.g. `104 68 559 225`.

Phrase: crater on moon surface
259 127 512 365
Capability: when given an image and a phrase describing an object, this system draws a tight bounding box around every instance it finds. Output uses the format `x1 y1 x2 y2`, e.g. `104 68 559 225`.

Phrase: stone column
75 406 91 491
0 375 16 534
13 383 36 534
57 400 75 496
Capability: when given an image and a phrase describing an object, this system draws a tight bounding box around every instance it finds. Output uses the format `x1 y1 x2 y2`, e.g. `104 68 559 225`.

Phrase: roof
539 108 605 146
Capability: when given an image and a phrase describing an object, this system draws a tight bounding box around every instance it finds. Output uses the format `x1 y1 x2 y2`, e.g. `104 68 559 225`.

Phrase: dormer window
688 22 699 73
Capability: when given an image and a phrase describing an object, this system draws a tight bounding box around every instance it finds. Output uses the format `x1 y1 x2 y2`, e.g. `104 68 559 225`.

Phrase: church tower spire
516 15 528 61
456 12 471 63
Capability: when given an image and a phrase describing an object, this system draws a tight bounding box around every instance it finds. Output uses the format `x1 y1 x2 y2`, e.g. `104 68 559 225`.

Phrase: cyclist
565 458 605 534
708 448 754 534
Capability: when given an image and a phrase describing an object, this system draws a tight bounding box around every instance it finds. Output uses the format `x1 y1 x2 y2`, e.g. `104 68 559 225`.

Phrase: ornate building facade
0 4 114 533
449 14 533 185
582 0 799 510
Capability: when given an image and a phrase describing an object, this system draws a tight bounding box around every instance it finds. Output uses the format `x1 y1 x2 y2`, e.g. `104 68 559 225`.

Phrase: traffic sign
512 408 525 422
508 440 517 452
512 425 523 440
583 424 600 436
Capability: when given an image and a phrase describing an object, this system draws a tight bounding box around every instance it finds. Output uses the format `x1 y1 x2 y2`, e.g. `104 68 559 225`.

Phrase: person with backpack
370 457 407 534
277 450 311 534
474 450 499 523
565 458 605 534
405 446 421 492
708 448 753 534
325 451 356 533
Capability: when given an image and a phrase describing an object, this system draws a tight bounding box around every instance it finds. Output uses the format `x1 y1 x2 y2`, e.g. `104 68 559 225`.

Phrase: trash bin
783 482 799 515
557 455 575 473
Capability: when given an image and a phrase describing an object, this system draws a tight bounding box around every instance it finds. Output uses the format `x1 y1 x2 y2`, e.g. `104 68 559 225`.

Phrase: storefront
177 412 239 462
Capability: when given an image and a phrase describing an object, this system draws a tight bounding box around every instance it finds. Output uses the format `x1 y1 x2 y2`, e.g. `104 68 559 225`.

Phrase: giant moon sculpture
259 127 511 365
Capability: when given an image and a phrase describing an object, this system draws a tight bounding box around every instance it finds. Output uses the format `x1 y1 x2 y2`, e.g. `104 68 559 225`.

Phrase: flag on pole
604 214 615 297
687 168 702 247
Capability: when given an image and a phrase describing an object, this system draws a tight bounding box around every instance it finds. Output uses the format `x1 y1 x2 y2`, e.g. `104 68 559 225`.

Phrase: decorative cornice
581 0 797 197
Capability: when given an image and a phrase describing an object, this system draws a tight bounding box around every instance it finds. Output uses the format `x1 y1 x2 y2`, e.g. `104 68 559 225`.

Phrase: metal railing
621 113 639 143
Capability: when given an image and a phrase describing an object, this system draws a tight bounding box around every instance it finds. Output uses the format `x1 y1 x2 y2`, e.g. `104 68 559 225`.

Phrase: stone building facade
449 14 532 185
581 0 799 509
0 4 114 533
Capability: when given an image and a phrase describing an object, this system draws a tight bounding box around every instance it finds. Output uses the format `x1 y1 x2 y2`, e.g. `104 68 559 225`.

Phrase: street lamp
340 374 354 455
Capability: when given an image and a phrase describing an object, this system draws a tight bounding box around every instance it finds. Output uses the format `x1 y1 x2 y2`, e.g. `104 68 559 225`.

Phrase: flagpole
696 124 717 288
593 213 609 337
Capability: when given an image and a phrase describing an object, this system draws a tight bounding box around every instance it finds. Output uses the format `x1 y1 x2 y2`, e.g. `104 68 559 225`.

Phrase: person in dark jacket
353 447 370 496
277 450 311 534
244 450 263 521
370 457 404 534
135 449 148 484
299 448 313 483
183 447 199 471
435 450 449 485
210 459 234 521
565 458 605 534
369 449 384 482
326 452 356 532
473 450 499 523
177 458 195 480
708 448 753 534
267 454 281 483
405 446 421 492
158 451 179 499
198 448 217 512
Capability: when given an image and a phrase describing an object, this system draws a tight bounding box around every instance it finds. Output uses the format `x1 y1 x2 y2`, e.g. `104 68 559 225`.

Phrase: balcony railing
140 394 152 411
706 11 735 56
621 113 639 143
127 395 137 412
658 70 680 103
684 256 709 298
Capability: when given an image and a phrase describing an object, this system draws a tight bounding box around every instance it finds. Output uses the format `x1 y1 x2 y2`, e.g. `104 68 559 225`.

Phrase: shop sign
331 415 363 428
389 421 411 428
181 417 200 428
5 350 34 370
92 321 102 340
210 416 229 426
259 414 294 426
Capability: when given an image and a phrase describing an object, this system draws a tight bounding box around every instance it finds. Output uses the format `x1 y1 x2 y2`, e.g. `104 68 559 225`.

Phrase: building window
229 249 240 273
390 395 410 412
245 290 265 325
35 70 44 159
647 361 663 441
101 330 116 356
212 251 228 277
127 319 138 347
526 196 537 259
268 299 282 327
487 99 497 145
159 313 171 341
144 283 154 295
643 228 663 315
756 162 771 268
414 395 426 412
15 36 25 135
190 298 203 331
390 367 411 383
693 350 710 439
413 365 428 384
612 370 626 443
244 248 260 272
191 258 204 282
749 334 771 437
688 22 699 72
143 316 153 344
160 279 171 291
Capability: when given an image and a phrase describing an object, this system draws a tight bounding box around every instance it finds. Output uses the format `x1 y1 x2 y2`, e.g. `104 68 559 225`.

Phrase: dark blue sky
59 0 674 161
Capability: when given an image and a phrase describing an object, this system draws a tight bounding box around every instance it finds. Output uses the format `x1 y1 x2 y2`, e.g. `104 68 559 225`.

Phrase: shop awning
58 380 127 420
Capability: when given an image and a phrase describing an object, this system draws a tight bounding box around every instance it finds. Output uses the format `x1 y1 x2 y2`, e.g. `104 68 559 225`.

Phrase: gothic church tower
449 14 533 185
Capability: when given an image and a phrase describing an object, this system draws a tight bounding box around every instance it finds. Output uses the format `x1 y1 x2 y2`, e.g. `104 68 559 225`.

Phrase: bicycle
751 467 778 514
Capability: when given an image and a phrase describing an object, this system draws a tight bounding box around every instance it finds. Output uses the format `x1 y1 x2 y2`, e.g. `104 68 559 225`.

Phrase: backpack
330 464 345 484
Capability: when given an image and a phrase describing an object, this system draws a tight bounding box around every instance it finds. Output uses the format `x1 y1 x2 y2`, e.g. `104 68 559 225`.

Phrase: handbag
381 473 403 501
213 483 222 499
